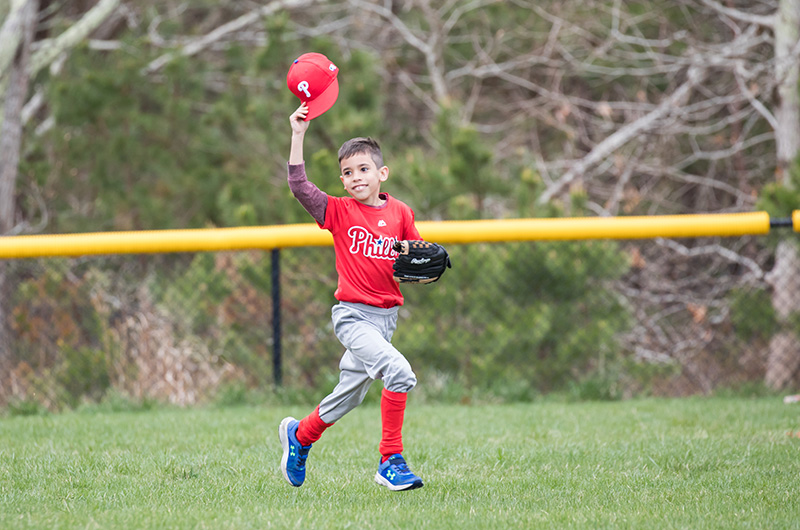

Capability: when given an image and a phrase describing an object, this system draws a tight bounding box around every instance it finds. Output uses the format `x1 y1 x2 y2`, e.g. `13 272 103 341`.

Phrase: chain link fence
1 233 799 409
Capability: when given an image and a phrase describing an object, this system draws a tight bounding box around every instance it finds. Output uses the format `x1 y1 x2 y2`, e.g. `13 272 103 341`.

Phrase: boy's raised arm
289 103 309 165
287 103 327 225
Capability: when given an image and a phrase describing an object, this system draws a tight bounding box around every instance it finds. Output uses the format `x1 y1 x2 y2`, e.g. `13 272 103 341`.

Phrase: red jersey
321 194 421 308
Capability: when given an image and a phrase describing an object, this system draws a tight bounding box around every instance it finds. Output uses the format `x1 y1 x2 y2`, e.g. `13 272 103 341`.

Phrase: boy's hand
290 103 310 135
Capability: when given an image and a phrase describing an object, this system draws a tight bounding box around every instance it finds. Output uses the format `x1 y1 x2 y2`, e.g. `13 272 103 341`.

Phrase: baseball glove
392 240 452 284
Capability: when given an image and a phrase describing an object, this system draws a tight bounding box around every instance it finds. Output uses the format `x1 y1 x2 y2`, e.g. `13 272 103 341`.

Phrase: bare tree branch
679 131 776 167
0 0 27 82
538 65 708 205
656 238 766 280
348 0 448 102
699 0 776 28
734 60 778 129
396 69 439 113
143 0 318 75
635 163 758 205
28 0 121 77
440 0 500 36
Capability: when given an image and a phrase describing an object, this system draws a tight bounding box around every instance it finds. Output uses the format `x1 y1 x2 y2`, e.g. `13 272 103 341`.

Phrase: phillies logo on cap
287 52 340 121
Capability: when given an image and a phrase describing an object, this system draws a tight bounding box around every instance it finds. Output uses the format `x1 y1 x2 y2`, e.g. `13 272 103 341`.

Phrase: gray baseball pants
317 301 417 424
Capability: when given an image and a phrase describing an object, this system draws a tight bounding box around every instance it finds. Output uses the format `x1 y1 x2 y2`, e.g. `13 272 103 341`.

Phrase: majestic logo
348 226 397 260
378 220 387 227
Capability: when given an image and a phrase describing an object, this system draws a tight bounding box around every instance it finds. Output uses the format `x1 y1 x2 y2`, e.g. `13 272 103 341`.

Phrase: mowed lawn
1 397 799 529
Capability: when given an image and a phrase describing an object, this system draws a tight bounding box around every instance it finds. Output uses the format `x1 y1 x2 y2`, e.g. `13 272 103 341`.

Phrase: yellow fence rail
0 211 788 259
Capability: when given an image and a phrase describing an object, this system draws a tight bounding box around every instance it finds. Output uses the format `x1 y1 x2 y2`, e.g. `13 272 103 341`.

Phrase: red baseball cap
287 52 339 121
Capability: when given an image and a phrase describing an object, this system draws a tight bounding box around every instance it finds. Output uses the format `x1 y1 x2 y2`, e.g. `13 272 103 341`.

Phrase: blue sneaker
279 417 312 487
374 454 424 491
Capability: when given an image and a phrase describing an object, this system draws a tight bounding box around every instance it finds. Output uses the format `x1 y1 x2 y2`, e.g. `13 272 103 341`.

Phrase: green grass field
1 397 799 529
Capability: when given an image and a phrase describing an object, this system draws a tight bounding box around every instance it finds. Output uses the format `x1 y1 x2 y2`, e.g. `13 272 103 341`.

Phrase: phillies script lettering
348 226 398 260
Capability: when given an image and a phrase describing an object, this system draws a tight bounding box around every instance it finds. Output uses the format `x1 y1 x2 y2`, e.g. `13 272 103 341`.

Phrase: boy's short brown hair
338 137 384 169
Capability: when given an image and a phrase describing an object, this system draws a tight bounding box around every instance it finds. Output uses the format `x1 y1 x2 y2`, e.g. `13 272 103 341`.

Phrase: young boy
279 102 424 491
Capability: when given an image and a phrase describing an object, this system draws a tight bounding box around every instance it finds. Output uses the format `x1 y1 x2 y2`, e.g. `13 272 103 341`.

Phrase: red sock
380 388 408 462
296 405 333 446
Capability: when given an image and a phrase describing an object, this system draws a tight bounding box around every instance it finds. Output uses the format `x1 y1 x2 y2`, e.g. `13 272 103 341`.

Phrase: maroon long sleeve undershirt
287 162 328 225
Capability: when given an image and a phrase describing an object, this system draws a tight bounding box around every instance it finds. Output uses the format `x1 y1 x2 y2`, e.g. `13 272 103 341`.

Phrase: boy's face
339 152 389 206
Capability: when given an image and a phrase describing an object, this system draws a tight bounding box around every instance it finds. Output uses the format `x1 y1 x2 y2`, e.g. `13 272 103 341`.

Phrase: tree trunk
765 0 800 390
765 240 800 388
774 0 800 177
0 0 37 391
0 2 37 234
0 0 119 401
0 0 27 83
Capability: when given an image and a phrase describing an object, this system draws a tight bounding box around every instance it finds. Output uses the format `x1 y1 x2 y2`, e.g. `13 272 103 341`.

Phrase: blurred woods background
0 0 799 410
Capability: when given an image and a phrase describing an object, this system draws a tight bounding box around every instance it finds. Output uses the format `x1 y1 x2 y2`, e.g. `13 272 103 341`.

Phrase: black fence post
271 248 282 387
